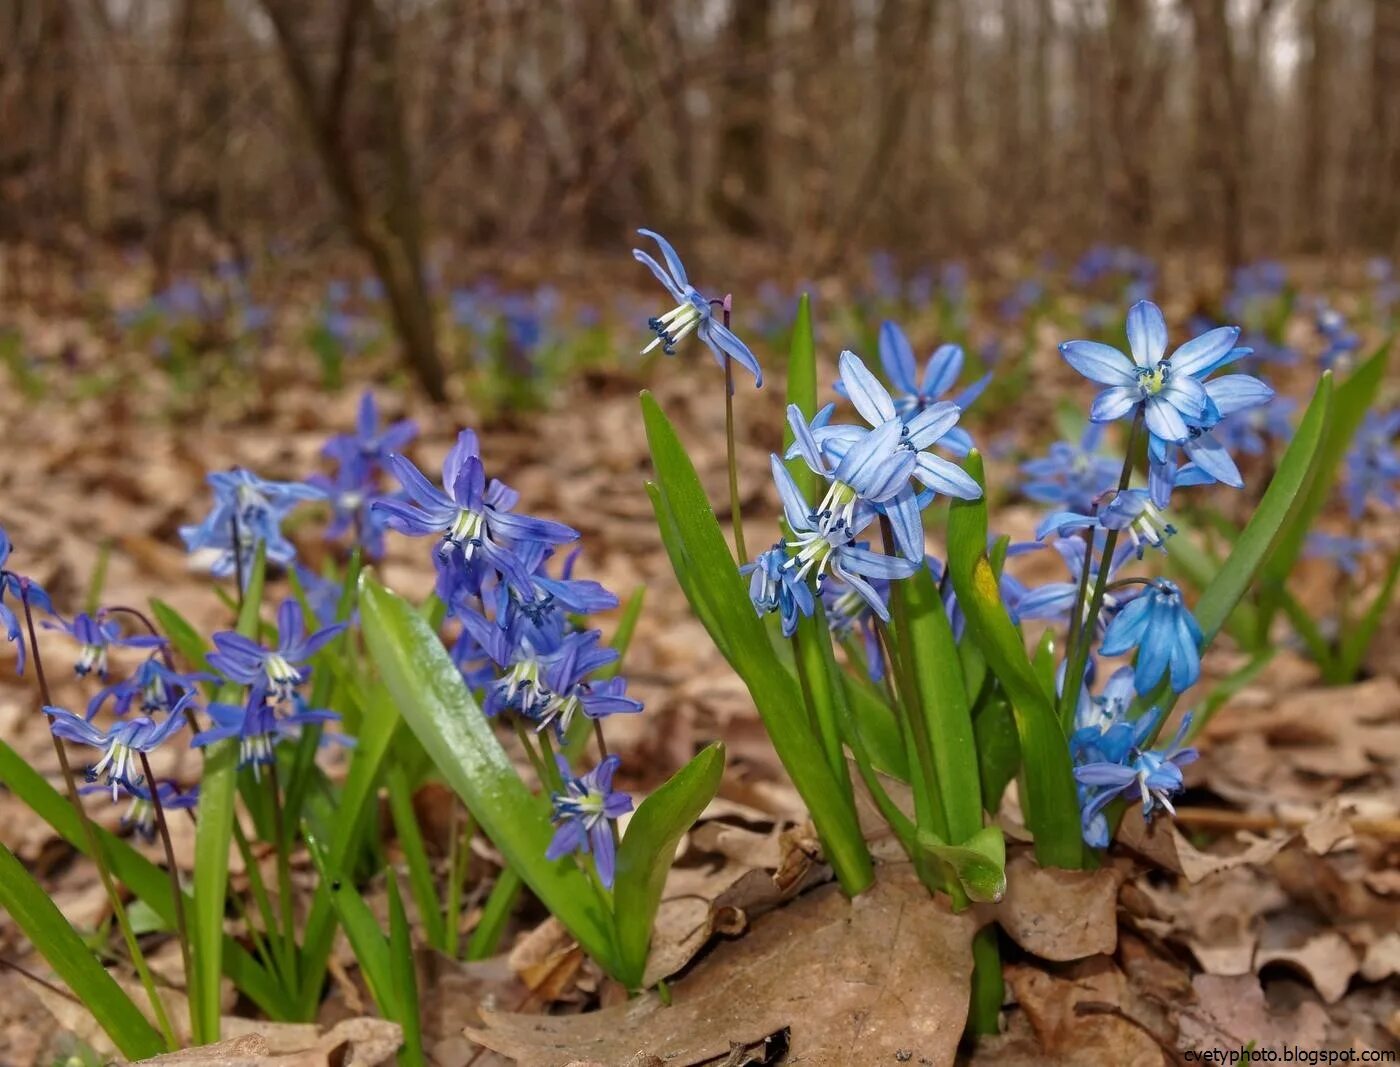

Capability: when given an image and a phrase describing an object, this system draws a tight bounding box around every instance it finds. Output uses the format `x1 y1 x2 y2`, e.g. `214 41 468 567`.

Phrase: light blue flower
742 544 815 638
180 469 324 585
1099 578 1202 693
1035 488 1176 557
1060 300 1238 444
42 612 166 680
1304 532 1372 576
1019 424 1120 516
1075 707 1198 842
633 229 762 386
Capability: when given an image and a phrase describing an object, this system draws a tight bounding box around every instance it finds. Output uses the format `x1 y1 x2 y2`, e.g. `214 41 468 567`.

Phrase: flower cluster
374 430 641 886
742 332 986 635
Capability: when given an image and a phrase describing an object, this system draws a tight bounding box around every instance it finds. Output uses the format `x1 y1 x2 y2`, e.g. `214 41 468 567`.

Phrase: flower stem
721 300 748 565
266 759 297 983
230 513 246 615
1062 413 1143 718
139 753 193 999
21 588 177 1049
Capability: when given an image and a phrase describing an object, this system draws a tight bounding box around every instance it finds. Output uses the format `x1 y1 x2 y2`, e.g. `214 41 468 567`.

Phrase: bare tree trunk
259 0 446 402
710 0 772 233
1368 0 1400 249
1106 0 1156 244
1186 0 1246 268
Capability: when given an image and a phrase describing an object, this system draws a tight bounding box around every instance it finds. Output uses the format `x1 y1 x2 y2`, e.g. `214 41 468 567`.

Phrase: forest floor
0 269 1397 1066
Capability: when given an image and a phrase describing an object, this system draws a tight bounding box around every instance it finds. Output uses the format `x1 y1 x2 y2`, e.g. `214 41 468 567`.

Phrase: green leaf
840 674 909 781
613 743 726 987
642 391 873 895
0 741 285 1018
1336 548 1400 682
1197 371 1334 643
304 836 397 1018
947 452 1082 869
784 293 820 502
972 691 1019 815
916 825 1007 904
0 843 167 1060
358 573 620 972
386 762 447 950
150 599 218 698
646 483 728 657
192 545 267 1042
387 876 425 1067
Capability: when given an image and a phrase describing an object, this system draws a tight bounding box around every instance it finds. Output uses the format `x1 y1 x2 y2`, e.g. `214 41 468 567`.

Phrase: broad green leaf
889 566 982 844
0 741 285 1017
1197 371 1334 643
917 825 1007 904
358 574 620 971
792 612 848 777
784 293 820 501
192 546 266 1042
947 453 1082 869
642 392 873 895
0 843 166 1060
613 743 725 987
840 674 909 781
646 483 728 657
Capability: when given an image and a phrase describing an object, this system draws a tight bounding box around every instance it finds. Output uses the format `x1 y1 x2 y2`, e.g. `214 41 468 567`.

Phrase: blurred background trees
1 1 1396 279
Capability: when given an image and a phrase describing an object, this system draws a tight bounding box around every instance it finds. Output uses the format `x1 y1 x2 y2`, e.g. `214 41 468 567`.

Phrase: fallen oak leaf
126 1017 402 1066
983 855 1121 960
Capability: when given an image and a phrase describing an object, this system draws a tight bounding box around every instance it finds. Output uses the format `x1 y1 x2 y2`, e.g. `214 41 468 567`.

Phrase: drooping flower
47 701 192 800
1145 371 1275 507
307 450 390 559
632 229 763 386
821 576 885 680
180 468 324 585
1342 410 1400 519
1060 300 1238 444
374 430 577 599
769 455 918 621
42 612 166 679
1075 707 1198 843
207 599 346 703
1035 488 1176 558
0 526 55 675
1099 578 1202 693
742 544 815 638
1015 538 1136 635
192 691 345 779
837 322 989 452
545 755 633 887
1314 302 1361 371
82 779 199 841
87 655 208 719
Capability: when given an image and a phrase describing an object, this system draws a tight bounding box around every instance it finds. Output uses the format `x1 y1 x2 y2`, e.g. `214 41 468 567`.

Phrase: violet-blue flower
1035 488 1176 558
546 754 633 888
87 655 208 719
180 468 324 585
208 599 346 703
1019 424 1120 516
323 390 417 471
1075 708 1198 841
42 612 166 679
82 779 199 841
1342 410 1400 519
192 692 345 778
0 526 55 675
1304 532 1372 576
742 544 816 638
48 700 191 800
632 229 762 386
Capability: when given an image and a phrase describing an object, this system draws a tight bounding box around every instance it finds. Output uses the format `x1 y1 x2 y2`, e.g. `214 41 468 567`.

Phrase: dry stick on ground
1172 806 1400 840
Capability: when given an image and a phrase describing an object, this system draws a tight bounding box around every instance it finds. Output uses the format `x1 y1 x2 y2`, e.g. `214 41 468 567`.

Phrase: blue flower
482 542 619 647
1075 707 1198 842
769 454 918 621
308 451 390 559
192 692 345 778
207 599 346 703
0 527 55 675
1342 410 1400 519
375 430 578 599
1213 397 1296 458
323 391 418 471
1019 424 1120 516
1069 665 1139 760
1060 300 1239 444
180 469 324 585
632 229 763 386
1016 538 1136 634
42 612 166 679
837 322 989 452
821 576 885 679
87 655 208 719
1304 532 1372 576
82 778 199 841
546 755 633 887
47 701 191 800
1035 488 1176 557
1099 578 1202 693
1314 302 1361 370
1145 372 1275 507
742 544 816 637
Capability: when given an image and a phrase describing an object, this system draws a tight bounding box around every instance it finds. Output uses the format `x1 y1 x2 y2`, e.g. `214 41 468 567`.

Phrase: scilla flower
208 599 346 703
181 468 324 584
1019 425 1120 516
770 455 918 622
1099 578 1202 693
376 430 577 598
193 691 345 779
1035 488 1176 557
87 655 207 719
0 526 55 675
632 229 762 386
1060 301 1238 444
43 612 166 679
742 544 814 638
322 390 417 472
47 700 192 800
83 779 199 841
546 755 633 888
1075 708 1198 843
